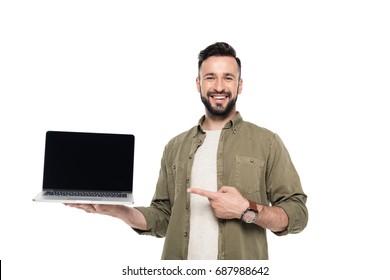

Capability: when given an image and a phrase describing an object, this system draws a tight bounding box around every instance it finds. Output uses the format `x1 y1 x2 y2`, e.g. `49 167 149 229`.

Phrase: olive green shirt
134 112 308 260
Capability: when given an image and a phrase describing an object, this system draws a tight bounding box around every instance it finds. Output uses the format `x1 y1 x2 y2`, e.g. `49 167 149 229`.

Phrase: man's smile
208 93 230 104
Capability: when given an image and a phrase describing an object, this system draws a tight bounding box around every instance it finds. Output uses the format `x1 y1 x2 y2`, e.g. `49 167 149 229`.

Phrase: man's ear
238 78 243 95
196 76 201 92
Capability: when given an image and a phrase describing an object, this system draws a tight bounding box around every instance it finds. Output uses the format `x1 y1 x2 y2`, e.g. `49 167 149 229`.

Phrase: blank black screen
42 131 134 192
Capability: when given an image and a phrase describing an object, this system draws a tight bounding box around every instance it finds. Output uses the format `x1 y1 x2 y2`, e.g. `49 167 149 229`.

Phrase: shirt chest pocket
234 156 264 195
167 162 186 201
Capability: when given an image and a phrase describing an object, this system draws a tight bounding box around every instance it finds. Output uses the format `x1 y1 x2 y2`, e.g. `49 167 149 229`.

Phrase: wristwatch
240 199 259 223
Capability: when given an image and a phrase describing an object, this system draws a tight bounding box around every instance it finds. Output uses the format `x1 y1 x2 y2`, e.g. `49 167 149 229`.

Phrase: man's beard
200 90 238 119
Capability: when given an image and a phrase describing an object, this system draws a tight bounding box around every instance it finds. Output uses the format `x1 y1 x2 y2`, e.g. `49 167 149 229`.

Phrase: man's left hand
187 186 249 219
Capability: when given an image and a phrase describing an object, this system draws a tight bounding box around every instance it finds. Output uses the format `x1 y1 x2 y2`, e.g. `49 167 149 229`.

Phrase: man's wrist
238 199 250 219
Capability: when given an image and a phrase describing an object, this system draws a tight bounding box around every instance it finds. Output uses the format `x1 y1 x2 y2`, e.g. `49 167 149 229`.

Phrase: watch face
243 210 257 223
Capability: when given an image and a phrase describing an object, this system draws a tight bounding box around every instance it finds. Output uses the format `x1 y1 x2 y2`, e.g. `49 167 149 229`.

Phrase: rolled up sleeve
266 134 308 236
133 200 171 237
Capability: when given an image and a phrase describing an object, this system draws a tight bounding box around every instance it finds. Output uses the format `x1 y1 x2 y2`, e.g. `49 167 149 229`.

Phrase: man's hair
198 42 241 77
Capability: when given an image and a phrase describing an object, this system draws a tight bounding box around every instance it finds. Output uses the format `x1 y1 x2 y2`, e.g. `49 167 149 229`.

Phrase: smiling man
197 54 242 123
66 42 308 260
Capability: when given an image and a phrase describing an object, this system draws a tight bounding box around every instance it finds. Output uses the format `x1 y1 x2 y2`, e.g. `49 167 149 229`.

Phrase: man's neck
202 111 237 130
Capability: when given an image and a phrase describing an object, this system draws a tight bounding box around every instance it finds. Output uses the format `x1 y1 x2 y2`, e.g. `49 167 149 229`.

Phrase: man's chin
201 95 237 119
207 108 231 119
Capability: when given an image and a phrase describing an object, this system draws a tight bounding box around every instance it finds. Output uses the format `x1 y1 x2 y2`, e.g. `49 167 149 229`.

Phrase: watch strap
248 199 258 212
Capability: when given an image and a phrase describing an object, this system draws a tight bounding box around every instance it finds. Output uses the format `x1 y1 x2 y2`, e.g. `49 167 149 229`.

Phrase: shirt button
186 179 190 184
184 232 188 237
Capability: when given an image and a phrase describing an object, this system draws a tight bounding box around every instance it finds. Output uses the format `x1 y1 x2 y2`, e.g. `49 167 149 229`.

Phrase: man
66 42 308 260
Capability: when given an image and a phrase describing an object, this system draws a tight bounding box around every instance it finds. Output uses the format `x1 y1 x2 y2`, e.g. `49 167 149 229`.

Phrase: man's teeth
214 96 226 100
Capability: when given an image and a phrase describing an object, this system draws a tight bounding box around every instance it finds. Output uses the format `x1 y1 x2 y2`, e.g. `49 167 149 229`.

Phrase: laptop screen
42 131 135 192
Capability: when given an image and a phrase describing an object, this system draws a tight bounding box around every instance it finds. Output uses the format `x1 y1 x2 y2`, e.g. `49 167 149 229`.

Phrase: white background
1 0 389 279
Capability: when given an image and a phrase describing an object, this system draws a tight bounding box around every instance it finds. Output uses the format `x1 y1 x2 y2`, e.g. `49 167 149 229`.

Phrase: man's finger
187 187 218 200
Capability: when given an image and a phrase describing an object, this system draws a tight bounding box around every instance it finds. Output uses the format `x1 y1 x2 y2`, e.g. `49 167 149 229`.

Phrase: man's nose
213 78 225 92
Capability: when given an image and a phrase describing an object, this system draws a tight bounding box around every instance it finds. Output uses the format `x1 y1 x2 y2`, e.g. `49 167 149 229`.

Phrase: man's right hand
64 203 117 215
64 203 148 231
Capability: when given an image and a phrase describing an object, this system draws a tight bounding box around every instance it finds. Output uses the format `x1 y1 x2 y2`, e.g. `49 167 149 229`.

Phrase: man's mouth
209 94 229 102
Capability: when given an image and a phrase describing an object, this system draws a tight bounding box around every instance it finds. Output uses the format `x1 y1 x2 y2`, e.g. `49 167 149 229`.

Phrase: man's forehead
200 56 239 75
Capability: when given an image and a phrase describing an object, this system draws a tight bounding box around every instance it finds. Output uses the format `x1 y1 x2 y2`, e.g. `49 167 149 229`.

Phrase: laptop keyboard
44 191 127 198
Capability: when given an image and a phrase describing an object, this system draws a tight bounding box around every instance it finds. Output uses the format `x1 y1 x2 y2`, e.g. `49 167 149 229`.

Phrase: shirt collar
193 112 243 137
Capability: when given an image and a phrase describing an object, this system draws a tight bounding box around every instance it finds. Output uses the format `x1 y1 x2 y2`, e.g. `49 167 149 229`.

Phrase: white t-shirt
187 130 221 260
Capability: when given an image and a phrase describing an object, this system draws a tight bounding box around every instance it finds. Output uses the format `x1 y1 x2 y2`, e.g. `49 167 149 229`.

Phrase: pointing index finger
187 187 217 200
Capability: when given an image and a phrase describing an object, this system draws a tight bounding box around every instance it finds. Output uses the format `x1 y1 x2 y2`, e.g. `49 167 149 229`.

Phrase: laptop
33 131 135 205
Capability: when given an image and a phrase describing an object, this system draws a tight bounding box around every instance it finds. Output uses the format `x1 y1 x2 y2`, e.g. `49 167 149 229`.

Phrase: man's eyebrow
202 72 237 78
202 72 216 77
